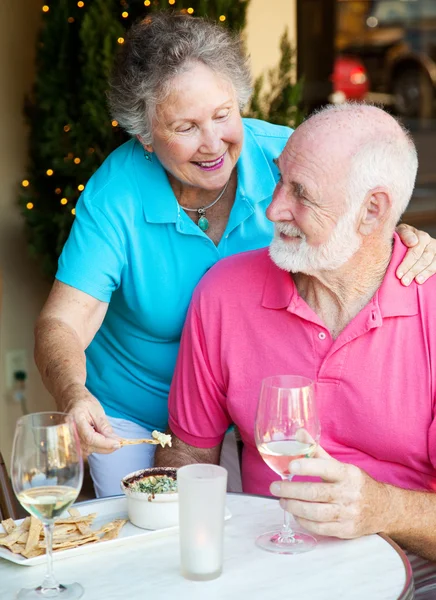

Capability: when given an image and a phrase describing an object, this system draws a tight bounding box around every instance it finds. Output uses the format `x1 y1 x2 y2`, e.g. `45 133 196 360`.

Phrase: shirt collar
375 232 418 318
261 232 418 318
236 120 280 205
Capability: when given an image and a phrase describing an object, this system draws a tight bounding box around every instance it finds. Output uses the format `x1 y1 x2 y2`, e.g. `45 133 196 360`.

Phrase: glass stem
279 475 295 542
41 521 60 591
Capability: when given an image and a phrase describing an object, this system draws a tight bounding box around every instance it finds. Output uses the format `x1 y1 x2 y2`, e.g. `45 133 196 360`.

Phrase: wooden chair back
0 451 21 521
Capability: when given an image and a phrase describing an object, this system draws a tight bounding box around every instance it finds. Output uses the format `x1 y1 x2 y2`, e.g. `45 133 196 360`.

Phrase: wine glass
255 375 320 554
11 412 84 599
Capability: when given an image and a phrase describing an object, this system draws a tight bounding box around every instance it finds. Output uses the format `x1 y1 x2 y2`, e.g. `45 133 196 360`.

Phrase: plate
0 495 232 567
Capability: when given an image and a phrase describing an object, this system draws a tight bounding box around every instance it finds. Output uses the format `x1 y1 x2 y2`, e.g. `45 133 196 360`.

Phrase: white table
0 494 413 600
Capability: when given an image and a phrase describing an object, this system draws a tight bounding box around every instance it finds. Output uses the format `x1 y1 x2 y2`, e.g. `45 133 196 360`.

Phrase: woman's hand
396 224 436 286
63 383 121 456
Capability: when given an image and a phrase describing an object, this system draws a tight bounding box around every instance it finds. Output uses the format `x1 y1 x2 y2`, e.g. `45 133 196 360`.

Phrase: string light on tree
55 188 62 194
122 11 128 18
78 184 85 191
64 124 71 132
46 169 54 176
60 198 68 205
77 1 84 7
71 208 76 216
112 120 118 127
74 157 81 164
117 37 124 44
187 8 194 14
219 15 226 22
68 17 75 23
144 0 151 6
42 5 49 13
22 180 29 188
168 0 175 4
26 202 34 210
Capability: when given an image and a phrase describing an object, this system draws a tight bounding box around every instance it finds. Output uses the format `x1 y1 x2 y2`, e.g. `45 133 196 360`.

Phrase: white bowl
120 467 178 530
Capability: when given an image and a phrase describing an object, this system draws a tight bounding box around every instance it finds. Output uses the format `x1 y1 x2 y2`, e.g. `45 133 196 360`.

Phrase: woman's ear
358 188 392 236
136 135 153 153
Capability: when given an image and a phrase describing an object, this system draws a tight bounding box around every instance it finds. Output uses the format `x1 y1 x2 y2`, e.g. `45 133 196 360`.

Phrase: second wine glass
255 375 320 554
11 412 84 599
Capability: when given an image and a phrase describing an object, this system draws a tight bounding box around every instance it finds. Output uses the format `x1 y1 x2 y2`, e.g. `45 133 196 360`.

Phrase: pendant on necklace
198 216 209 231
197 208 209 232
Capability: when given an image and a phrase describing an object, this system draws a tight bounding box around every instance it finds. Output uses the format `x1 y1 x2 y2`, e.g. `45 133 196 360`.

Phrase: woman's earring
144 150 152 162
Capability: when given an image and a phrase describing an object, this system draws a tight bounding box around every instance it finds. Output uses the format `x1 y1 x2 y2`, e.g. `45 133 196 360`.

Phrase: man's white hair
313 103 419 228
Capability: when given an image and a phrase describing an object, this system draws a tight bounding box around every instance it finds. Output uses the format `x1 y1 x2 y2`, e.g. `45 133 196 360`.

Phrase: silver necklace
179 179 230 232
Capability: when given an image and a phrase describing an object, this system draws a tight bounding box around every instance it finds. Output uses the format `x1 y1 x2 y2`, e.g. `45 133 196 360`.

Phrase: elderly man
155 104 436 589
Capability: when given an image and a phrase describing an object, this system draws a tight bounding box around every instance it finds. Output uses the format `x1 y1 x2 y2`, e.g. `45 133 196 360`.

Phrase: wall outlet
5 349 28 390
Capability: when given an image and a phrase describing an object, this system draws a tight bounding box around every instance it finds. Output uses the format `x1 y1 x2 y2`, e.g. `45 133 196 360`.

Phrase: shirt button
318 332 326 340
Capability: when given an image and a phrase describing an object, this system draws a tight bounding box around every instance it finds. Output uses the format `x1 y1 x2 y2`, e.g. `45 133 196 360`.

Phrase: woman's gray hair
108 12 252 143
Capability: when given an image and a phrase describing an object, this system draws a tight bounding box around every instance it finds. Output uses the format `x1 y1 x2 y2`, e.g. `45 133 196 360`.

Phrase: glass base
181 567 222 581
17 583 84 599
256 529 317 555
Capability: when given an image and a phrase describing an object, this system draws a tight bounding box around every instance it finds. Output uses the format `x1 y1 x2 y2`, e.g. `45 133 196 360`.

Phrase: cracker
1 511 126 559
25 517 42 554
99 519 127 541
1 519 16 535
67 508 92 535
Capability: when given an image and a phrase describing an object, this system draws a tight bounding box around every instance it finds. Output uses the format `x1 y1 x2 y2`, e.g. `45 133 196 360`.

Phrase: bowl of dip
120 467 178 530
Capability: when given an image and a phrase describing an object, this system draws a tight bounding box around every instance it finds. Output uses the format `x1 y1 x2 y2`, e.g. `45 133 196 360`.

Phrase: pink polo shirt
168 234 436 496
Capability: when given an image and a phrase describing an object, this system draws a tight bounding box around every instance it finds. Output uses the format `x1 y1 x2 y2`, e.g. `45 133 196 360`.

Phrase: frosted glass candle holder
178 464 228 581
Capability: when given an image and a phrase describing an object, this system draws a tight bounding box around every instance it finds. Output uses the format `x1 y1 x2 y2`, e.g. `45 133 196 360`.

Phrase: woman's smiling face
145 62 244 191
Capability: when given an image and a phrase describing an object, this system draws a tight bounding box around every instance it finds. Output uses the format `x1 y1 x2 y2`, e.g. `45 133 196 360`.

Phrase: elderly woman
35 12 436 498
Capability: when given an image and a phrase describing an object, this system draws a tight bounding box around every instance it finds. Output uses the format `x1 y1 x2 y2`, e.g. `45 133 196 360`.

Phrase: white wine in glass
11 412 84 599
255 375 320 554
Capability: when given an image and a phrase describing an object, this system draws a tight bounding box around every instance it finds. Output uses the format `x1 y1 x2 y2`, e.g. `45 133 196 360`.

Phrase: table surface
0 493 413 600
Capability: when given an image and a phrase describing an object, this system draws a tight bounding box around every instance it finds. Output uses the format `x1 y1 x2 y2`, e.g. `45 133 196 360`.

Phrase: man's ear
136 134 153 153
358 188 392 236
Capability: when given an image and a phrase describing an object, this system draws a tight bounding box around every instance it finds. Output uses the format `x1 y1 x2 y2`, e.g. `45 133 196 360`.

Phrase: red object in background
332 55 369 100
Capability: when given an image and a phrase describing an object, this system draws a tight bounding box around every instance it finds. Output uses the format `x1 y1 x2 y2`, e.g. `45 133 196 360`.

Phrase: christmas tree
20 0 302 276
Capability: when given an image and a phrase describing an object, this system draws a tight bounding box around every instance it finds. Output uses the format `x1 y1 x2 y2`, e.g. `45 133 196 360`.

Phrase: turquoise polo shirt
56 118 292 431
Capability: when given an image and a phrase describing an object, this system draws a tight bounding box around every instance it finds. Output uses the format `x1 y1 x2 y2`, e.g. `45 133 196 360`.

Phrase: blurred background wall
0 0 55 466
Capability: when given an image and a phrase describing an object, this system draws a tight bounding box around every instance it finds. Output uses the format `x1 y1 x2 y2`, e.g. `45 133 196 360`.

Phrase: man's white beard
269 210 362 274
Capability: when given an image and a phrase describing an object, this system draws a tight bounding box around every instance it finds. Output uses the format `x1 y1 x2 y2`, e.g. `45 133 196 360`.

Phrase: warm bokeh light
67 152 74 159
117 37 125 44
122 11 128 18
78 184 85 191
219 15 226 22
144 0 151 5
26 202 34 210
46 169 54 176
112 120 118 127
55 188 62 194
74 157 81 164
68 17 75 23
61 198 68 205
168 0 175 4
71 208 76 215
88 147 95 154
22 180 30 187
77 1 85 7
187 7 194 14
42 5 49 13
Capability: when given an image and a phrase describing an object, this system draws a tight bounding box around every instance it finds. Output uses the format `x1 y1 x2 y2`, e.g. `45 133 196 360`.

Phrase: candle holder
177 464 228 581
